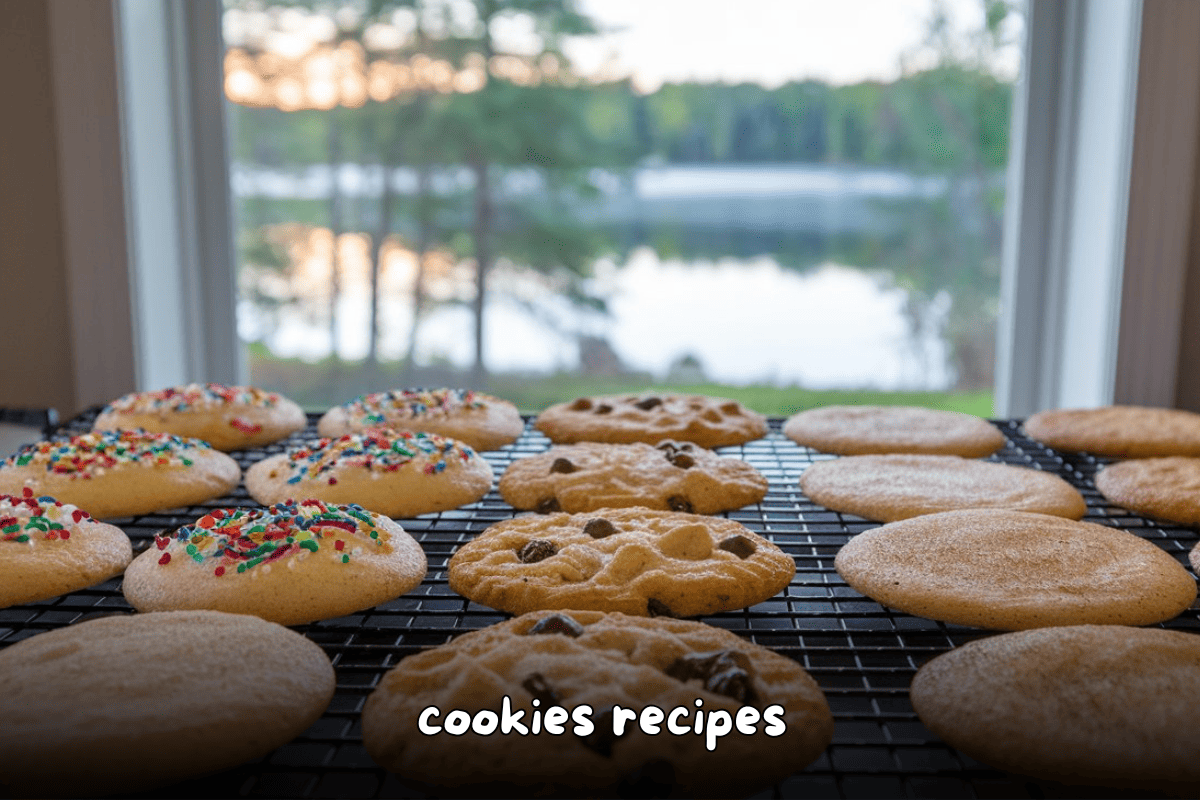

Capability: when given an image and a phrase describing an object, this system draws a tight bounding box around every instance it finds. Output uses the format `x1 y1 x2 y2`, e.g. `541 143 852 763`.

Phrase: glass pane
223 0 1022 415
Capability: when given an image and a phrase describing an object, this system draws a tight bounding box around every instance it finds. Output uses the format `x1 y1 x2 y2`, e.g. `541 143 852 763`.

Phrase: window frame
104 0 1200 413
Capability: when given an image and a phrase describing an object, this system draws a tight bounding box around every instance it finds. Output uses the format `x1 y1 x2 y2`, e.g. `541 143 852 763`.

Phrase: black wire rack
2 410 1198 799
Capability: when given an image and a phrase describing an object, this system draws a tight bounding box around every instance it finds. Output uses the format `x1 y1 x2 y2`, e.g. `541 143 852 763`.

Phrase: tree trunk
367 162 396 369
327 110 343 364
403 164 434 383
470 159 492 388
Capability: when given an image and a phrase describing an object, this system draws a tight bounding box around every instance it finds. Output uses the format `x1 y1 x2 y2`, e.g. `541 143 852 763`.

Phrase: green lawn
249 347 994 418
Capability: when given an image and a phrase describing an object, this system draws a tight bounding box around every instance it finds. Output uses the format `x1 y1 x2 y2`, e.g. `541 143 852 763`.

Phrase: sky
564 0 1022 90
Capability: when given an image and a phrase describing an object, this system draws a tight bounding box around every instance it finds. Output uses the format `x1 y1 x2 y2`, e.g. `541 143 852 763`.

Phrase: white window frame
95 0 1200 412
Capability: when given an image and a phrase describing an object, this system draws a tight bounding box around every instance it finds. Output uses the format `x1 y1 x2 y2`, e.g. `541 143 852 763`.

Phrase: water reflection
243 233 952 391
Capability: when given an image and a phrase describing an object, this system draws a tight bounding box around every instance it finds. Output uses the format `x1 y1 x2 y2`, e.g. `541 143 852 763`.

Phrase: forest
226 0 1016 407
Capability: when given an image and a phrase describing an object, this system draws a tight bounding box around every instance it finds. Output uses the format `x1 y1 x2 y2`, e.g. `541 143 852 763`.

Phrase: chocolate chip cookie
535 393 766 448
448 508 795 617
362 610 833 797
499 441 767 515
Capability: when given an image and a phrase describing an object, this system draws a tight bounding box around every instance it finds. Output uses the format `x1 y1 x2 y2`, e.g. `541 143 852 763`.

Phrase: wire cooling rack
2 410 1198 799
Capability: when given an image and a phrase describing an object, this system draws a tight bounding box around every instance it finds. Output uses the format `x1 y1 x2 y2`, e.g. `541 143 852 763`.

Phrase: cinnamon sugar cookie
835 509 1196 629
246 429 492 518
122 500 427 625
94 382 306 451
0 490 132 608
0 610 335 797
318 388 523 451
1024 405 1200 458
363 610 833 798
536 393 766 448
1095 457 1200 527
0 430 240 519
800 454 1086 522
498 440 767 515
911 625 1200 794
783 405 1005 457
448 507 794 617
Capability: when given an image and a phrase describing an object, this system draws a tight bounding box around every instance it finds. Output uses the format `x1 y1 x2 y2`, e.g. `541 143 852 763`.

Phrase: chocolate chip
647 598 676 618
518 539 558 563
667 495 693 513
655 439 680 452
579 705 628 757
718 534 756 559
719 401 742 415
549 457 576 474
666 650 759 705
584 518 617 539
522 672 562 706
595 404 613 415
570 398 594 411
667 452 694 469
536 497 562 514
527 613 585 637
634 397 663 411
617 760 676 798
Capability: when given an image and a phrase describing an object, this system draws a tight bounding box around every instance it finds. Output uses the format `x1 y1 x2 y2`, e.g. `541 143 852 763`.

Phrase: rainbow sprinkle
4 430 209 479
154 499 389 576
285 430 476 485
104 383 281 414
0 488 89 544
344 388 484 426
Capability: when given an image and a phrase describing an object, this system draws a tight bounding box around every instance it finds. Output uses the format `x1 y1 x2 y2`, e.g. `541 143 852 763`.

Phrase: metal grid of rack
2 410 1197 799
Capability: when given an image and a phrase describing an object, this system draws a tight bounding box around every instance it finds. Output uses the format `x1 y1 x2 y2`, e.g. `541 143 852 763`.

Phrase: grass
248 346 994 418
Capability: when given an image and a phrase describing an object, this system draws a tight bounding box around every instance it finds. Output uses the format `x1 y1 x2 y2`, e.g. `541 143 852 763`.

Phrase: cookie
535 393 767 448
317 388 523 451
498 441 767 515
0 489 132 608
0 609 335 796
1095 456 1200 526
448 508 795 617
910 625 1200 793
834 509 1196 629
122 499 427 625
362 610 833 797
246 429 492 518
1024 405 1200 457
0 430 241 519
782 405 1005 457
94 382 306 451
800 454 1086 522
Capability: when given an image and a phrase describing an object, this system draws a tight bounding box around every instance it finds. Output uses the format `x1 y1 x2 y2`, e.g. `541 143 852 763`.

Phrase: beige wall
0 0 137 418
0 1 77 414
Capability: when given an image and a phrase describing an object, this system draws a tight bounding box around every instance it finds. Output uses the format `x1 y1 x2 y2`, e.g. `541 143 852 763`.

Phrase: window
217 0 1022 415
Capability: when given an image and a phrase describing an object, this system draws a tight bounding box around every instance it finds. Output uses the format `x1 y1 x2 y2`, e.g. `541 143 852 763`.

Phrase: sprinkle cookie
800 454 1086 522
535 393 767 448
94 382 306 451
1024 405 1200 458
0 490 132 608
1095 457 1200 527
0 430 241 519
362 610 834 797
911 625 1200 794
448 508 795 617
783 405 1005 457
498 441 767 515
122 500 427 625
246 429 492 518
0 610 335 796
835 509 1196 629
317 388 523 451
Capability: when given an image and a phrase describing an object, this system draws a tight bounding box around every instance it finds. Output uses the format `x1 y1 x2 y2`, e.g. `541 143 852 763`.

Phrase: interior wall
0 0 77 414
0 0 138 418
1175 154 1200 412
